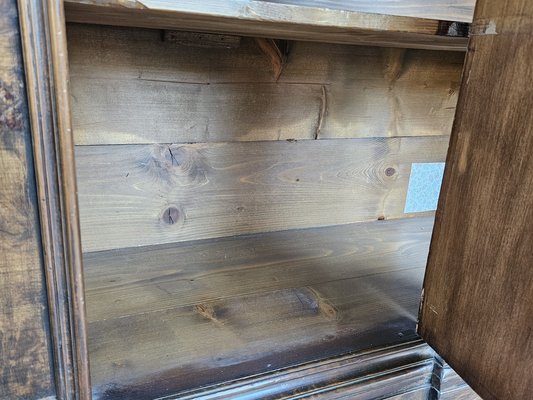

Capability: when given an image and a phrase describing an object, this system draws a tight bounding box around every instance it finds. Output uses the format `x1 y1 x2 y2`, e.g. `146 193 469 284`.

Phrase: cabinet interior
67 22 464 398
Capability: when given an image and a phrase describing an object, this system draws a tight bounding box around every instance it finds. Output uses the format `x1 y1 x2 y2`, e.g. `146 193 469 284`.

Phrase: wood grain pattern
0 1 54 398
67 23 464 145
84 218 431 397
84 216 435 321
436 362 482 400
16 0 92 398
76 137 448 252
89 272 423 396
64 0 470 51
174 340 435 400
261 0 475 23
71 78 324 144
419 1 533 399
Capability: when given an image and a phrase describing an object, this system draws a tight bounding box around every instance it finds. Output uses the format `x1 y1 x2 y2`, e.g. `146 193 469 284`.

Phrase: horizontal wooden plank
67 24 465 85
261 0 475 23
86 218 431 396
76 137 448 252
84 216 435 321
89 270 425 382
68 24 464 144
64 0 470 51
89 275 427 397
71 78 324 144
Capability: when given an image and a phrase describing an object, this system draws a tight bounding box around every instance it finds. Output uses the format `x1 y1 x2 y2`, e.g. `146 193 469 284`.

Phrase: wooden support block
163 30 242 48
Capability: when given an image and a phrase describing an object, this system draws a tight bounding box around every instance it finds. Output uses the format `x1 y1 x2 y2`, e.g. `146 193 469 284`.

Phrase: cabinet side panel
419 1 533 399
0 0 55 398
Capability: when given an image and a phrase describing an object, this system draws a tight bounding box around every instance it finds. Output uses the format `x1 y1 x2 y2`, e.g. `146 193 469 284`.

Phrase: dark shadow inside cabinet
67 23 464 399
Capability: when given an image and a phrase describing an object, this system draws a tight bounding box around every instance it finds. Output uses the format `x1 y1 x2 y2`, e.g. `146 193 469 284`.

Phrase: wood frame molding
157 340 475 400
17 0 91 398
92 340 434 400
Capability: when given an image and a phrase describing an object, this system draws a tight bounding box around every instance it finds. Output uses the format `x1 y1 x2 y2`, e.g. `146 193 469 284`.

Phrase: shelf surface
261 0 475 23
84 216 434 399
64 0 472 50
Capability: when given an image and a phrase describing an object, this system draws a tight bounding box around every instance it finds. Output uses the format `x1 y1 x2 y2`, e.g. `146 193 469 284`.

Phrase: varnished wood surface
63 0 470 51
177 340 434 400
76 137 447 252
84 217 432 398
173 340 480 400
67 24 464 145
436 363 482 400
174 340 435 400
261 0 475 23
0 0 54 398
84 216 435 321
17 0 92 398
419 1 533 399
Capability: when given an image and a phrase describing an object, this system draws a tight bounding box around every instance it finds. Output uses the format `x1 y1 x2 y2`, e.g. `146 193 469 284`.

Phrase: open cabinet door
418 0 533 399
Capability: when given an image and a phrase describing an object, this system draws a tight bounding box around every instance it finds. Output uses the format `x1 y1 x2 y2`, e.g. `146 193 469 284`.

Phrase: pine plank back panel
76 137 447 252
67 24 464 145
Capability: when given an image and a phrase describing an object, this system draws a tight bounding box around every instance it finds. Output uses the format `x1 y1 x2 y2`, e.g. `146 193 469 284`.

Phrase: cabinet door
418 1 533 399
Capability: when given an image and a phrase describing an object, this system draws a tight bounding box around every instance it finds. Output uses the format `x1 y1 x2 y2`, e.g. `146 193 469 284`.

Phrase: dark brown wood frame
418 1 533 398
13 0 467 399
13 1 463 397
164 340 438 400
17 0 90 398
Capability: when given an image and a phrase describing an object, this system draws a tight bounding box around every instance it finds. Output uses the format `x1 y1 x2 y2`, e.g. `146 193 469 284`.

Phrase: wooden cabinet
1 0 531 399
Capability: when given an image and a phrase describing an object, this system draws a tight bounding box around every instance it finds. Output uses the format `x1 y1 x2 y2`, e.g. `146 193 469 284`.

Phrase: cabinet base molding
94 340 478 400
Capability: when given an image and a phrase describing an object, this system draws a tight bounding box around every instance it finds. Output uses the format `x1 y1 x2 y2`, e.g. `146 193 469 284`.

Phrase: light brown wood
76 136 447 252
84 217 431 397
254 38 288 81
0 1 54 397
64 0 470 51
84 216 435 321
261 0 475 23
419 1 533 399
72 77 324 144
67 23 464 145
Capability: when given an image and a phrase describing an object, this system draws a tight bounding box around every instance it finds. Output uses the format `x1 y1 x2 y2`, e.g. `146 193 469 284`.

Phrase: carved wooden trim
17 0 91 398
159 340 435 400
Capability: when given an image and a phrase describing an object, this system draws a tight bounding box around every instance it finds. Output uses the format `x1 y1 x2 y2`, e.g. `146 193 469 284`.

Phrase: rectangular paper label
404 162 445 213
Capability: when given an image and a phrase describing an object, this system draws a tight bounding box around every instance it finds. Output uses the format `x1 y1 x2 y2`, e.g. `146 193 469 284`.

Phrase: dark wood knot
385 167 396 177
163 206 180 225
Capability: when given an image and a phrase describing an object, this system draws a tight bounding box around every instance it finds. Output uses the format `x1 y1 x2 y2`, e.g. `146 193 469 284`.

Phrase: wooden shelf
64 0 471 51
84 217 434 398
259 1 475 23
